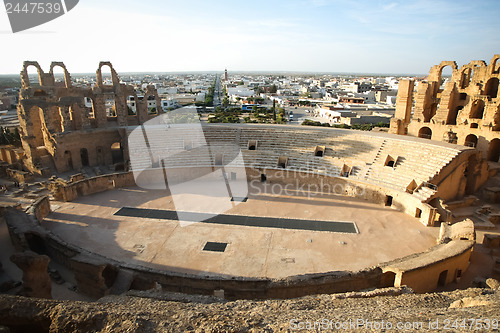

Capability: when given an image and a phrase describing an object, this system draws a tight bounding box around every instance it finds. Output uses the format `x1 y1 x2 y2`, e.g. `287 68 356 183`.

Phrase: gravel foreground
0 287 499 332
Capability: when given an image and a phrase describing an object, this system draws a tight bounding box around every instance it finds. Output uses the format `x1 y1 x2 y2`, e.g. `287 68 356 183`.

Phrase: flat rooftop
43 184 439 279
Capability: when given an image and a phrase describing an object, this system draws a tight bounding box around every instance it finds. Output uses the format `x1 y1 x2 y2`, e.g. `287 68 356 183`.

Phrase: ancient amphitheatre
0 56 499 308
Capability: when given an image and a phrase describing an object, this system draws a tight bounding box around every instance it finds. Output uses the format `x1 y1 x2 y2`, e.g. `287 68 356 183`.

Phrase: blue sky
1 0 499 74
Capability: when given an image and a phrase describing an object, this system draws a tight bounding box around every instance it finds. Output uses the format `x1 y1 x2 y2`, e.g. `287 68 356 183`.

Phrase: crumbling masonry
390 55 500 163
17 61 162 174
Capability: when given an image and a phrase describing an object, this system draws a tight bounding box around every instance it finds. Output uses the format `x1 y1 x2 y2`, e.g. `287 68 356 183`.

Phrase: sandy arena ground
42 184 439 279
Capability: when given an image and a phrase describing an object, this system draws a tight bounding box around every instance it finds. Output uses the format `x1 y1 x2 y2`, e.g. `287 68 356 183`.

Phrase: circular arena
6 122 476 300
3 60 486 300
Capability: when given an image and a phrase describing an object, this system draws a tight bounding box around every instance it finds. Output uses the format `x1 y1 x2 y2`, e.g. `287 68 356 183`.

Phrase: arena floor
43 184 439 279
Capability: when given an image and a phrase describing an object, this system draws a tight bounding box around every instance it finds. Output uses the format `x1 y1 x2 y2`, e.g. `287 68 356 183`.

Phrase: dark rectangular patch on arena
231 196 248 202
115 207 358 234
203 242 227 252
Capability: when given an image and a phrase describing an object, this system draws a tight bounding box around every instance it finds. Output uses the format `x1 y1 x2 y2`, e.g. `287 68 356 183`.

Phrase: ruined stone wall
17 61 162 174
51 172 135 201
390 55 500 165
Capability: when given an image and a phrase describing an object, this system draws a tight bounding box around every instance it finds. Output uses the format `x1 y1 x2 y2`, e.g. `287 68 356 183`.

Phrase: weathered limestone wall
382 219 475 293
52 172 135 202
17 61 162 174
388 241 473 293
6 168 34 183
389 55 500 170
0 146 23 165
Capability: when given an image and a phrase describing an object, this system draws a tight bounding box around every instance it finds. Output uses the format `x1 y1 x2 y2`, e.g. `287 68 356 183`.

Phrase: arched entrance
464 134 478 148
485 78 499 99
470 100 485 119
80 148 89 166
64 150 73 170
418 127 432 139
460 68 473 88
488 138 500 162
111 142 124 164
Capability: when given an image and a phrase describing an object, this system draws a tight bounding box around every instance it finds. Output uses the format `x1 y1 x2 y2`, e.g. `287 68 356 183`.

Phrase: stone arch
469 100 485 119
64 150 73 170
438 65 454 88
464 134 478 148
429 61 457 87
484 78 499 99
84 97 96 119
460 67 473 89
80 148 89 166
111 142 124 164
418 127 432 139
488 138 500 162
21 61 43 88
489 54 500 74
49 62 72 88
96 62 119 87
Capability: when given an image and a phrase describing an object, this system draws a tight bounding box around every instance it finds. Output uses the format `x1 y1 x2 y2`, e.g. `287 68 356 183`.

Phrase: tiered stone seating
363 138 460 196
127 124 465 201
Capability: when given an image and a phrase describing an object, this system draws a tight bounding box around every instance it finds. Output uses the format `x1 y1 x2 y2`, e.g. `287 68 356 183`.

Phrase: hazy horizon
1 0 498 75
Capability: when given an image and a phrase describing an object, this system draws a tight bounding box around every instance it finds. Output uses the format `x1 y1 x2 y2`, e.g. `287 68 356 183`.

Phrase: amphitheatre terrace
0 59 498 304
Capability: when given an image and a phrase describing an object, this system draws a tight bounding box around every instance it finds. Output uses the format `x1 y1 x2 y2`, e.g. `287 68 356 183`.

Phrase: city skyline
1 0 499 74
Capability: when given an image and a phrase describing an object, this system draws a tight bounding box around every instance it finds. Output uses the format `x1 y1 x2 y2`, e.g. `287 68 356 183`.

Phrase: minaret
224 69 228 81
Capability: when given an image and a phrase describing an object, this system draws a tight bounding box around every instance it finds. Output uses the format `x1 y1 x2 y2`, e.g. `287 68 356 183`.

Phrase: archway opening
105 95 117 118
464 134 478 148
80 148 89 166
418 127 432 139
99 64 113 85
438 270 448 287
111 142 124 164
84 97 95 118
460 68 473 89
64 150 73 170
485 78 499 99
26 65 41 87
439 66 453 89
51 65 67 88
470 100 485 119
488 138 500 162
